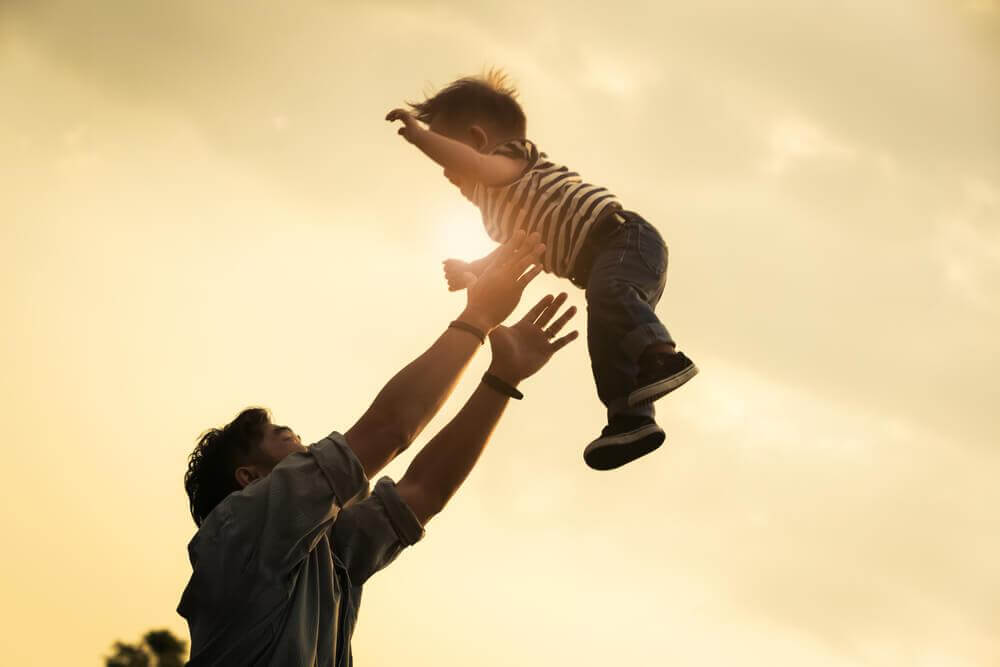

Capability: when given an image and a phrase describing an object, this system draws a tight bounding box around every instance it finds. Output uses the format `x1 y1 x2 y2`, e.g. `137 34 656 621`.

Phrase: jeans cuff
607 395 654 420
622 322 674 362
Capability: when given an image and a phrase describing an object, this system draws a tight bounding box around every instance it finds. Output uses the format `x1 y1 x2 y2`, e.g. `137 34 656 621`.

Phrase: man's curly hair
408 67 526 139
184 407 272 526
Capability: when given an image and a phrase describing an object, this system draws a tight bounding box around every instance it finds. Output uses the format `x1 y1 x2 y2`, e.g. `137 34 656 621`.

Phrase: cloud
577 50 665 98
762 115 859 174
934 179 1000 311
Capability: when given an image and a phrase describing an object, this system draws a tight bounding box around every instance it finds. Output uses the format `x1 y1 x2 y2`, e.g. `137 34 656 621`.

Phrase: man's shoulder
188 431 365 557
188 485 265 555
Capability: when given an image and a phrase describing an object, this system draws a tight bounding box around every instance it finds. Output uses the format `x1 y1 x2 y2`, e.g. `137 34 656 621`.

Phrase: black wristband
449 320 486 345
482 372 524 400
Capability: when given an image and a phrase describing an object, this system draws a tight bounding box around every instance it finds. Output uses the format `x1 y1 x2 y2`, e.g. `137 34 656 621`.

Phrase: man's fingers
516 264 543 287
511 243 545 275
487 231 525 272
500 232 541 270
544 304 577 337
550 330 579 352
518 233 544 259
516 231 543 257
518 294 555 326
534 292 567 328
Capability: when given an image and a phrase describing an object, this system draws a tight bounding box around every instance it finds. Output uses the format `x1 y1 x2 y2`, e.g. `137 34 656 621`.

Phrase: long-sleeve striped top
470 139 622 278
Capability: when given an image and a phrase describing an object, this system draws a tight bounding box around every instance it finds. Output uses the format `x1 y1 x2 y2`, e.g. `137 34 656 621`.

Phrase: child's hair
409 68 526 139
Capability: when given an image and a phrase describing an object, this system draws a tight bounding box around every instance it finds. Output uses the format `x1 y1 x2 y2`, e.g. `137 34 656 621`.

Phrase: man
178 231 577 665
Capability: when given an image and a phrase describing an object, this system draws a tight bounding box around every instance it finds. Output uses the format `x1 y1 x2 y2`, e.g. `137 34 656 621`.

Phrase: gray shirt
178 432 424 666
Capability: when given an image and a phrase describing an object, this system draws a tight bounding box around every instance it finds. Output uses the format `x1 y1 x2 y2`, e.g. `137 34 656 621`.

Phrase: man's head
184 407 305 526
409 68 526 153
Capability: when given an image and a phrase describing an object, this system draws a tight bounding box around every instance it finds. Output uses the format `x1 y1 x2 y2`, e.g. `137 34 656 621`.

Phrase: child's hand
385 108 421 143
442 259 479 292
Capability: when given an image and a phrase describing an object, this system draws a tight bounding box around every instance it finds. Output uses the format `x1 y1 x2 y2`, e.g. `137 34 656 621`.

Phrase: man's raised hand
486 293 579 386
460 231 545 333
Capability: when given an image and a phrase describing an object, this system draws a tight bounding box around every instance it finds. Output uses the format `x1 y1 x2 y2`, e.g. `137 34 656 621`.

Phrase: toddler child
387 70 697 470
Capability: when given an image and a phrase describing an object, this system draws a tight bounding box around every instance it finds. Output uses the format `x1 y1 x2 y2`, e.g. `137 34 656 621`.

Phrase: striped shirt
471 139 622 278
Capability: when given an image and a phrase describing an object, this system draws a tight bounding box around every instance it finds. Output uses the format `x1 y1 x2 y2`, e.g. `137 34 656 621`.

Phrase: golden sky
1 1 998 664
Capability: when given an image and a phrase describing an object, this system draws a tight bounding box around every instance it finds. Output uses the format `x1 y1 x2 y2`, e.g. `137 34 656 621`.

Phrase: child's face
444 167 476 202
430 115 487 201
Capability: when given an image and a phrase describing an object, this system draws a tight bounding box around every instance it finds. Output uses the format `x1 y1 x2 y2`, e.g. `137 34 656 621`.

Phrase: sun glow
431 202 496 261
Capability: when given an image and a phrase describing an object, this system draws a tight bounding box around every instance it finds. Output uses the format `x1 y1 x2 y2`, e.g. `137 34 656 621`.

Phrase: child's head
409 68 526 152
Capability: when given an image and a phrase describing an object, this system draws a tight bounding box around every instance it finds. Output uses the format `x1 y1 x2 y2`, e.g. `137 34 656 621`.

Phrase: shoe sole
627 364 699 407
583 424 666 471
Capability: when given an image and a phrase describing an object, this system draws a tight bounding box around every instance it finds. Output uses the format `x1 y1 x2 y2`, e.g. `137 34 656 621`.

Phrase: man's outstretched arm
345 231 545 479
395 294 578 524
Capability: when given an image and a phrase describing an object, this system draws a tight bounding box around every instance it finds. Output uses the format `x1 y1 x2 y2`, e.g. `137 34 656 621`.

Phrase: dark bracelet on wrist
482 372 524 400
449 320 486 345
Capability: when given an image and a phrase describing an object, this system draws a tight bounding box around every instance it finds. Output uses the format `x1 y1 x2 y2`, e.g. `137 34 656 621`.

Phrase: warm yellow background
2 1 998 664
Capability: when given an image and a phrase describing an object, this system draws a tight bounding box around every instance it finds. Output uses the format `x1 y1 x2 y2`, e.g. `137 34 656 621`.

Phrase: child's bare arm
386 109 525 187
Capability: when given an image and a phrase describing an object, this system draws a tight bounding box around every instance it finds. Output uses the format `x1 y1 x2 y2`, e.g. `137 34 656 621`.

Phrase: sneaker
583 416 666 470
628 351 698 407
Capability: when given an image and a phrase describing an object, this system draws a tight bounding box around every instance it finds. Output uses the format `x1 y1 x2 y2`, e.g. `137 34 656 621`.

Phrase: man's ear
469 125 489 151
234 465 260 489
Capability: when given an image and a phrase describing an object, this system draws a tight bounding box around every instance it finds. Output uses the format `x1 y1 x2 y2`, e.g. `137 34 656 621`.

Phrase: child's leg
587 302 656 421
585 213 673 421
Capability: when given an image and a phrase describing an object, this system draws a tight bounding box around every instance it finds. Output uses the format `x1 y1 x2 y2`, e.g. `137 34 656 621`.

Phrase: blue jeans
582 211 674 421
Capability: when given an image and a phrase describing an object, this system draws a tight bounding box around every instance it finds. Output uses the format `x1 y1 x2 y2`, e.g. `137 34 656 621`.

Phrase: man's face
234 422 306 488
260 423 306 464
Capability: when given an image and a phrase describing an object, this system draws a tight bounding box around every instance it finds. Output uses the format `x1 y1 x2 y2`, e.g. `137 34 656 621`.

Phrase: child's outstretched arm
386 108 525 187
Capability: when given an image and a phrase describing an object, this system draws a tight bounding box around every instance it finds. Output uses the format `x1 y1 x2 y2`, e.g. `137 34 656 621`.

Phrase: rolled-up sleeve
257 432 370 572
330 477 425 585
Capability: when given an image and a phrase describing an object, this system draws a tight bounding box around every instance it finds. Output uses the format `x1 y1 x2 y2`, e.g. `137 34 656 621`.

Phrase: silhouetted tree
105 641 150 667
105 629 187 667
144 629 187 667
